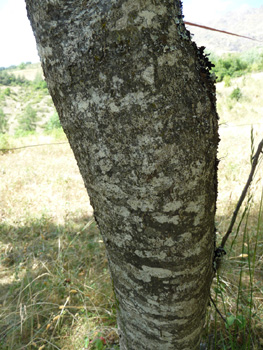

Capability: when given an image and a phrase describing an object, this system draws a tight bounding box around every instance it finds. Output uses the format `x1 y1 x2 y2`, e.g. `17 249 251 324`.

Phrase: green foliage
18 62 26 70
44 111 61 130
46 127 67 140
211 48 263 82
17 104 38 132
0 90 6 103
3 88 11 96
0 70 28 86
33 80 47 90
212 55 249 81
0 63 48 94
33 72 48 91
89 334 107 350
223 75 231 87
226 314 246 330
0 70 28 85
0 134 12 152
230 87 242 101
0 108 8 133
241 48 263 70
33 79 48 91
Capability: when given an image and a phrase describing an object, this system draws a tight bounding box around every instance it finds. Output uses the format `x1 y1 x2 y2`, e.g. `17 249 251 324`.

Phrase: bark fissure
26 0 219 349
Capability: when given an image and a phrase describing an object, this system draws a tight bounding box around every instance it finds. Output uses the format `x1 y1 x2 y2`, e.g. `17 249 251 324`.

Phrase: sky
0 0 262 68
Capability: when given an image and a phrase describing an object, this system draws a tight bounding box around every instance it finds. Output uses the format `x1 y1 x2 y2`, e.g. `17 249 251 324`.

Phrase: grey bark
25 0 219 349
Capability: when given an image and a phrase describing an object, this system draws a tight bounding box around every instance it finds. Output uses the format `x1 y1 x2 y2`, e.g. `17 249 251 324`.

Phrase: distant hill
186 6 263 54
0 63 55 134
6 63 42 81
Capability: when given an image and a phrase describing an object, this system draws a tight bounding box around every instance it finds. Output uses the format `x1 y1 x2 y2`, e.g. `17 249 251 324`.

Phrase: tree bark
25 0 219 349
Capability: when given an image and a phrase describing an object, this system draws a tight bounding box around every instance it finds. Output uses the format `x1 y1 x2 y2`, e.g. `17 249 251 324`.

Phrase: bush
44 112 61 130
212 55 249 82
3 87 11 96
0 70 28 86
17 104 38 132
33 72 48 91
210 48 263 82
33 79 48 91
223 75 231 87
18 62 26 70
230 87 242 101
0 134 12 153
0 108 8 133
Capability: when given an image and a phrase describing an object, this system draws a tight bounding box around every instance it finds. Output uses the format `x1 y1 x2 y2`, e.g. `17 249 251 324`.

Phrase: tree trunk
25 1 219 349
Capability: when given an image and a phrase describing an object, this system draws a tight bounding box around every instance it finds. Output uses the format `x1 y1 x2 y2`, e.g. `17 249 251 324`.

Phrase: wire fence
0 141 68 152
220 122 263 128
0 122 262 153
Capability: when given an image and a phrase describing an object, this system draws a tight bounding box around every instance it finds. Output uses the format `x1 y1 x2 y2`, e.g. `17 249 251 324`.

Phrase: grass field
0 72 263 349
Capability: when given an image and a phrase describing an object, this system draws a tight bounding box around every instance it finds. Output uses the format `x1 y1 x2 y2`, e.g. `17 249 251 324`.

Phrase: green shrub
212 55 248 82
17 104 38 132
33 80 48 91
44 111 61 130
0 90 7 103
0 70 28 86
0 134 12 153
223 75 231 87
33 72 48 91
0 108 8 133
18 62 26 70
3 87 11 96
47 127 66 140
210 48 263 82
230 87 242 101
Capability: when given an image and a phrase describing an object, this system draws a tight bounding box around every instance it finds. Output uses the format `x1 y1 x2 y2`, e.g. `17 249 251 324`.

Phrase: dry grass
217 73 263 220
0 133 92 224
206 73 263 349
0 132 117 350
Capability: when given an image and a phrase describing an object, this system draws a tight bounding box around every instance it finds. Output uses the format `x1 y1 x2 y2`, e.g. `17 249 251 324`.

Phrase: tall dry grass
0 132 118 350
206 73 263 349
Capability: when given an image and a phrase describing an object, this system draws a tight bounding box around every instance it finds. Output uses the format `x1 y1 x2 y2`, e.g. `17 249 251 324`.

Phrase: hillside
0 63 55 134
1 57 263 136
186 5 263 54
9 63 43 81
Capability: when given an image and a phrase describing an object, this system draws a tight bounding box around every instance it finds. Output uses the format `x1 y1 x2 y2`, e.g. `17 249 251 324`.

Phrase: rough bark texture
25 1 219 349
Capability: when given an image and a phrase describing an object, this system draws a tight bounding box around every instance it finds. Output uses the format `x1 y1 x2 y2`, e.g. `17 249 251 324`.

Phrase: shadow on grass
0 214 117 350
1 207 262 350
